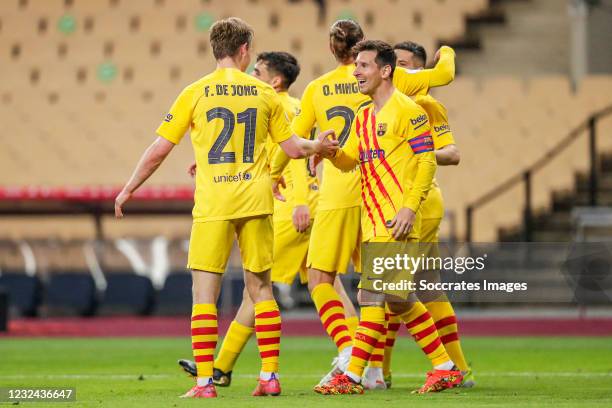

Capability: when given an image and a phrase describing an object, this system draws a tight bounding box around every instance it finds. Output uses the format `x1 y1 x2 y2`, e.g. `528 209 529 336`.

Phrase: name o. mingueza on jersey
203 84 259 97
322 82 360 96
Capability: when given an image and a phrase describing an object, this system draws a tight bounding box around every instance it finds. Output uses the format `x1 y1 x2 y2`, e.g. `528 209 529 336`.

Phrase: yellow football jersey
157 67 292 222
414 94 455 220
292 46 455 212
413 94 455 149
331 90 437 241
267 92 319 221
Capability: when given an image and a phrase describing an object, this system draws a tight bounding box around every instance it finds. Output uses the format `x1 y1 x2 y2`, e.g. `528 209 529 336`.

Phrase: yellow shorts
421 185 444 220
187 215 273 273
420 185 443 258
271 219 311 285
421 217 442 243
360 236 419 300
307 206 361 274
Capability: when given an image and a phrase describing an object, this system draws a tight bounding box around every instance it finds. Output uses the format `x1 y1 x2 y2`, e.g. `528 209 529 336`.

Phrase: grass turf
1 336 611 407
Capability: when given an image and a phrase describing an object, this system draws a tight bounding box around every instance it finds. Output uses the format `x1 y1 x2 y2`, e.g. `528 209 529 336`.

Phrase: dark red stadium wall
3 316 612 337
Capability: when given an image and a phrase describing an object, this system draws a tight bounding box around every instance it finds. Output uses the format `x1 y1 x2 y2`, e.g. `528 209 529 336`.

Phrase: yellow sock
425 301 469 371
368 313 387 368
399 302 450 368
383 311 401 376
347 305 386 379
311 283 352 352
254 300 281 373
346 316 359 339
191 303 218 379
214 320 253 373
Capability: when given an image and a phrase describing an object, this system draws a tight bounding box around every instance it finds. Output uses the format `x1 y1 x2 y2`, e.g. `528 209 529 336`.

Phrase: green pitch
1 336 611 407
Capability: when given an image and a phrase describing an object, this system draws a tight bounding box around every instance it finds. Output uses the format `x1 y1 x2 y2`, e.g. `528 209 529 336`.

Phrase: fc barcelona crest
377 123 387 136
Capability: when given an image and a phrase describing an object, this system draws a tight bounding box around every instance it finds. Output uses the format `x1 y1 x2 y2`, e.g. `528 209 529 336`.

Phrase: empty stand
43 271 97 316
155 272 192 315
98 272 155 315
0 271 42 316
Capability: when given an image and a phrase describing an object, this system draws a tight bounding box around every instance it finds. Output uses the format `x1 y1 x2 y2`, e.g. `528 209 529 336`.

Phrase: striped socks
368 314 387 368
425 301 469 372
346 316 359 339
191 303 218 384
311 283 352 353
399 302 452 368
346 305 386 382
254 300 281 375
214 320 254 373
383 311 401 377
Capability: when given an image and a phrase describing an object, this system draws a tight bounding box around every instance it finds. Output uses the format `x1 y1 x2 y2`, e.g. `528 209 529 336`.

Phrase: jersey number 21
207 107 256 164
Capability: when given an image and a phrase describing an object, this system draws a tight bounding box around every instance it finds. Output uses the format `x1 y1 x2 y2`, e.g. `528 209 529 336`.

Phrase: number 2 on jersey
207 107 256 164
326 106 355 147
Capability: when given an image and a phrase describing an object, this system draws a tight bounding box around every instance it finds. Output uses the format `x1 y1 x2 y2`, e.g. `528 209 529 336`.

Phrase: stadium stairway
454 0 571 76
499 152 612 242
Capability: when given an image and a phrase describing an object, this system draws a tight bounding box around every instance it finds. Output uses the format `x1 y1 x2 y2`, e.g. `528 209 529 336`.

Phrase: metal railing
466 104 612 242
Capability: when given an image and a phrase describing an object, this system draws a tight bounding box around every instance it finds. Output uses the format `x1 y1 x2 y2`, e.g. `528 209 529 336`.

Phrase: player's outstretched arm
327 148 359 172
428 46 455 87
393 46 456 96
325 127 359 172
279 130 338 159
435 144 460 166
115 136 175 217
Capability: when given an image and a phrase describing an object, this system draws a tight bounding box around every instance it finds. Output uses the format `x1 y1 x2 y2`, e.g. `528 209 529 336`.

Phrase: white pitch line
0 372 611 380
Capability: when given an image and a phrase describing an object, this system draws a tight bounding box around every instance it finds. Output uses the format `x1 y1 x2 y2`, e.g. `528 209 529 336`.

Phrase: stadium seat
43 272 97 316
98 271 155 315
155 272 192 315
0 271 42 316
1 0 611 243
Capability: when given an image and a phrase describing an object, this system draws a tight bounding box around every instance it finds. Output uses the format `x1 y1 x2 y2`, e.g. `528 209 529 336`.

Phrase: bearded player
314 40 463 395
362 41 472 390
379 40 473 388
281 19 457 387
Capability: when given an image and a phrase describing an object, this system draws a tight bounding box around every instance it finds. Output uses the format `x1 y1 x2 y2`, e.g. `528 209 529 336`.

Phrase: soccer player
363 41 467 389
113 17 338 399
176 51 328 386
313 40 463 395
287 19 457 386
378 40 473 387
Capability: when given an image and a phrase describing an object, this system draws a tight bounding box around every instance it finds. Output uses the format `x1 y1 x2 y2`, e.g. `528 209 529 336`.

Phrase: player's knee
192 285 216 305
386 301 410 315
357 289 385 307
416 290 447 303
307 279 318 293
244 270 274 303
307 268 335 293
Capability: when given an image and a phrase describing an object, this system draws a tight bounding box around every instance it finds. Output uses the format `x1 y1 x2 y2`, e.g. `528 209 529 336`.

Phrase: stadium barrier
466 104 612 242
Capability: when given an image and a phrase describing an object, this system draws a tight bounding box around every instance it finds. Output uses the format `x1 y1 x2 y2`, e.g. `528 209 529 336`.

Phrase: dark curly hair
256 51 300 89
